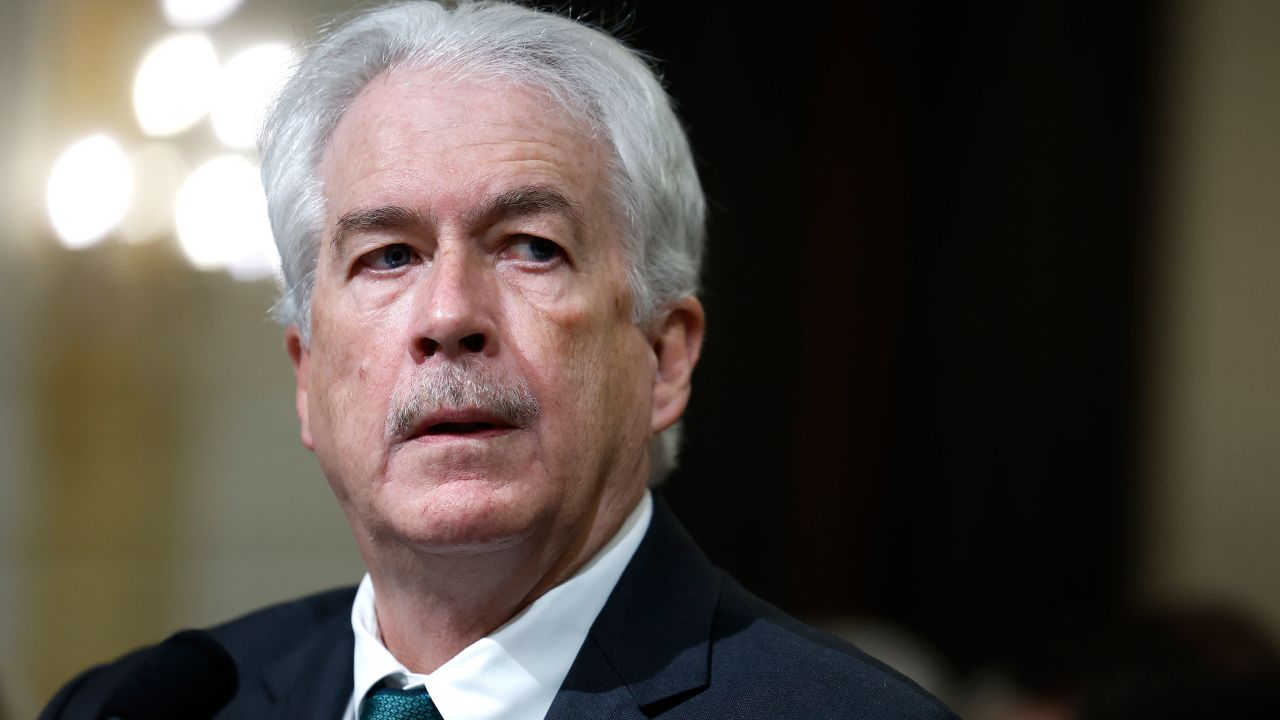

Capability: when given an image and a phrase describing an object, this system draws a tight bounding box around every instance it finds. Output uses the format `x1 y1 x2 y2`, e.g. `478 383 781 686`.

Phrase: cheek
308 299 389 438
527 303 651 431
497 256 654 439
518 298 605 387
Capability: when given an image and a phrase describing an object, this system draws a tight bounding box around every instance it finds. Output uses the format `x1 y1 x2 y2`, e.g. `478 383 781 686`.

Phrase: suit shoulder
708 579 956 719
37 586 356 719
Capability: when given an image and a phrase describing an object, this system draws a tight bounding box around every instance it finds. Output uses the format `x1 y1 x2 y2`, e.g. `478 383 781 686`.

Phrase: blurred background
1 0 1277 717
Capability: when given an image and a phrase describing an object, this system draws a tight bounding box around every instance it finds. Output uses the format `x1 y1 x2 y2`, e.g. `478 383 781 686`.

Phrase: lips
407 408 518 441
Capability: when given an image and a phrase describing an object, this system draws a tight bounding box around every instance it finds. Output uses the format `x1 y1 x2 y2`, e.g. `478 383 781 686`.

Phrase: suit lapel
542 635 649 720
547 494 723 719
259 610 355 719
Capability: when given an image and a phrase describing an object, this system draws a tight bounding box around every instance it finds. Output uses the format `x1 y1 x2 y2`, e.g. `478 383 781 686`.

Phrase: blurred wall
1 2 53 716
0 1 363 717
1142 0 1280 637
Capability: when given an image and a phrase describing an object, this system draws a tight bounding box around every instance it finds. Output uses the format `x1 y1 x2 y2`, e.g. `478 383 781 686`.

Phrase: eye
360 243 417 271
507 236 565 264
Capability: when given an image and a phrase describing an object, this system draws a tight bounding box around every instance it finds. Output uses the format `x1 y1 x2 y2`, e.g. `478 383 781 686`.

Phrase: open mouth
424 421 506 435
407 413 519 442
393 403 528 443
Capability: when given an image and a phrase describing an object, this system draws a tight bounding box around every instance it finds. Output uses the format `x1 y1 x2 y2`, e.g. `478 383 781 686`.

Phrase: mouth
423 420 510 436
405 409 519 442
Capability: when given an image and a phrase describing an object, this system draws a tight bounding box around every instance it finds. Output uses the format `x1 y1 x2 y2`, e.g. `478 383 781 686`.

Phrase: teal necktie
360 686 444 720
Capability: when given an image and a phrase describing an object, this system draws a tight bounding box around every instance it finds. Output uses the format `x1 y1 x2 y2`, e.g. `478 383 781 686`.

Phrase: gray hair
259 0 705 480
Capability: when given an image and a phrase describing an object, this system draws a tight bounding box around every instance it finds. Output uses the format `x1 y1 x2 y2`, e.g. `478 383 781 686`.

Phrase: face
287 68 700 565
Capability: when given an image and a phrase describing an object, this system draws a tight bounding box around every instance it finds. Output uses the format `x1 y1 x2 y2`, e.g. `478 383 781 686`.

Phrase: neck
360 485 645 673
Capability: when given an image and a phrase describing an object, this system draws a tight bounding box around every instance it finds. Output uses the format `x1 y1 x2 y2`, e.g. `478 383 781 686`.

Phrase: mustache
385 359 540 439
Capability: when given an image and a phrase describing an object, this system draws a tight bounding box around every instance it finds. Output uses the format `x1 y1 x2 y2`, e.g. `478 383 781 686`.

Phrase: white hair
259 0 705 480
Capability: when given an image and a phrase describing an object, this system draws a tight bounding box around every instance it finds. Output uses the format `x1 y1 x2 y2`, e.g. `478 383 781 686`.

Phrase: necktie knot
360 685 444 720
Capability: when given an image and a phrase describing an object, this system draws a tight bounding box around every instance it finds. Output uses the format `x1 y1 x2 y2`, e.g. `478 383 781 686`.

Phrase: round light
119 143 187 245
162 0 246 29
46 134 135 250
211 43 295 149
133 32 219 137
175 155 279 280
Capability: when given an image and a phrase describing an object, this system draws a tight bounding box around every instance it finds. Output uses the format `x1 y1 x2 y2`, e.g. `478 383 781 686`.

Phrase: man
43 2 955 718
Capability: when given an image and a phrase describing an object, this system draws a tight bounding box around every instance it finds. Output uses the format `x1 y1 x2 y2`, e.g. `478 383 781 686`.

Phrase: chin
368 470 554 554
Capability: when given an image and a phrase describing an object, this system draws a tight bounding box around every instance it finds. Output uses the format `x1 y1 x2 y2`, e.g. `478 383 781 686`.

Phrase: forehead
319 68 610 223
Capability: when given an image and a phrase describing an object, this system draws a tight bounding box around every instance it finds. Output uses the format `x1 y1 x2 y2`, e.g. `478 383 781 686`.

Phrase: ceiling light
46 134 135 250
133 32 219 137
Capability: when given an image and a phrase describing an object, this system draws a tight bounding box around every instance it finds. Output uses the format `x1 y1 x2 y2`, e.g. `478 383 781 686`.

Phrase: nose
410 247 494 361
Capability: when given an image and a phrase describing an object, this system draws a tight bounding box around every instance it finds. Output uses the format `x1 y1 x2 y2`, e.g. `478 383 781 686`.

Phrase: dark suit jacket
41 497 956 719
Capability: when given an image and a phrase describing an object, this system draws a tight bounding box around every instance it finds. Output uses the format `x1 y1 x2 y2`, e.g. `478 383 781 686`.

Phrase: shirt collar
348 491 653 720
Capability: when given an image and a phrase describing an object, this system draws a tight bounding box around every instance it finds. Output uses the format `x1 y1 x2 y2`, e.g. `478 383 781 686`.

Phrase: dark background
570 1 1167 674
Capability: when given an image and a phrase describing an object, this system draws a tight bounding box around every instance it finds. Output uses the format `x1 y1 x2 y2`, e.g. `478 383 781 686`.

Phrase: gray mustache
386 360 540 439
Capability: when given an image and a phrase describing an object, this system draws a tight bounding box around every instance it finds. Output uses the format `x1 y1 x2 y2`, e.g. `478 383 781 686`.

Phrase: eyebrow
331 204 425 257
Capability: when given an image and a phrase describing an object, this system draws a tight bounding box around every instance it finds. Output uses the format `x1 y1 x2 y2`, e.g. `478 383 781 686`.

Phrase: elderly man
42 2 954 719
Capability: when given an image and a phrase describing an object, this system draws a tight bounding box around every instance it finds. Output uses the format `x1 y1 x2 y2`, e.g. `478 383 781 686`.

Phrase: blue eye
364 243 415 270
513 236 564 263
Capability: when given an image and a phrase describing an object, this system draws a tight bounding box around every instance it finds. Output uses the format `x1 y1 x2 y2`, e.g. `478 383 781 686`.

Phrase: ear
285 326 316 451
649 296 705 434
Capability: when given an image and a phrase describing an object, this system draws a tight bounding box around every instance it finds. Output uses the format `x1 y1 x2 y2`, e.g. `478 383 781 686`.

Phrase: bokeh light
46 134 135 250
175 155 280 280
211 43 295 149
162 0 246 29
133 32 219 137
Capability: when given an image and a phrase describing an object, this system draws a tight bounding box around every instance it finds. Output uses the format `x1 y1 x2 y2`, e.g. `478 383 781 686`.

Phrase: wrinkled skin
285 69 702 665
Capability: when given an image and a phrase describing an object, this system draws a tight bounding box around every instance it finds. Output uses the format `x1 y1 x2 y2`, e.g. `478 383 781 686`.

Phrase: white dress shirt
344 491 653 720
